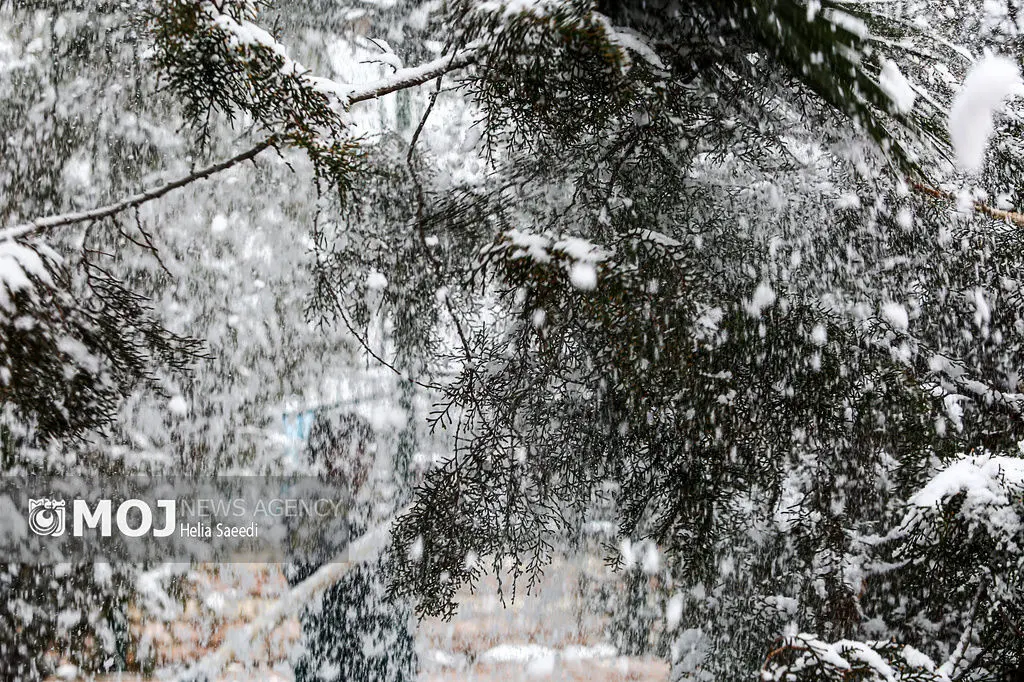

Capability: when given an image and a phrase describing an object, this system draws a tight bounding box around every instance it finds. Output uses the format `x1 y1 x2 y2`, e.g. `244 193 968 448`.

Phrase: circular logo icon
28 498 66 537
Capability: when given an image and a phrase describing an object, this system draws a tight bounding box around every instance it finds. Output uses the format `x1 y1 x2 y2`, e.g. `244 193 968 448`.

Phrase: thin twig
331 294 443 392
1 138 277 243
406 62 478 363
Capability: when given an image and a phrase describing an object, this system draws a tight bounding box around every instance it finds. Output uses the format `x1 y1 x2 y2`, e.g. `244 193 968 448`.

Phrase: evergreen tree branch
407 68 477 360
0 49 476 244
348 49 476 105
940 574 988 679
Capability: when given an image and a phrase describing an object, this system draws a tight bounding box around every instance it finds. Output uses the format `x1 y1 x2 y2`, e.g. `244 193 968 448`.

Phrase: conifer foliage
2 0 1024 680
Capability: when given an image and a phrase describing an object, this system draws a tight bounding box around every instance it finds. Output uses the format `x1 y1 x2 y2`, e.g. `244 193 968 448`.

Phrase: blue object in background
283 409 316 442
282 409 317 466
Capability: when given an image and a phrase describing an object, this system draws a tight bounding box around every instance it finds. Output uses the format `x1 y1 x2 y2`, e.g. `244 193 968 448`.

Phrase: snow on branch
200 2 475 106
901 452 1024 545
324 48 476 106
948 54 1024 173
760 633 949 681
171 510 400 681
0 48 475 244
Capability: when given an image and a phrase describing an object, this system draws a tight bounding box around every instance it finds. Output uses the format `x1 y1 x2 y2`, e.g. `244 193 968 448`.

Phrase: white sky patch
948 54 1024 172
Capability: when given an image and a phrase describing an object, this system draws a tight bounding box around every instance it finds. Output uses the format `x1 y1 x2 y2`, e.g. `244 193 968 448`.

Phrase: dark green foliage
148 0 363 193
0 250 199 443
0 3 201 446
3 0 1024 679
0 563 136 682
0 5 203 680
290 561 417 682
295 1 1024 679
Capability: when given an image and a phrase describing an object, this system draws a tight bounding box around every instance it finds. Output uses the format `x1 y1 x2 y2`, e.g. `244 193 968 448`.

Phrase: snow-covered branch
172 510 400 681
341 48 476 105
0 48 476 244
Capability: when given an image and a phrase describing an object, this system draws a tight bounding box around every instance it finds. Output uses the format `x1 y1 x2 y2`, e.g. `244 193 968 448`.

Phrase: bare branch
1 138 276 243
912 181 1024 228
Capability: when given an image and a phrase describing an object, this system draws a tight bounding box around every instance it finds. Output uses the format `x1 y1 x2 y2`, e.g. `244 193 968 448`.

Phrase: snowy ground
416 557 668 681
47 558 668 682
